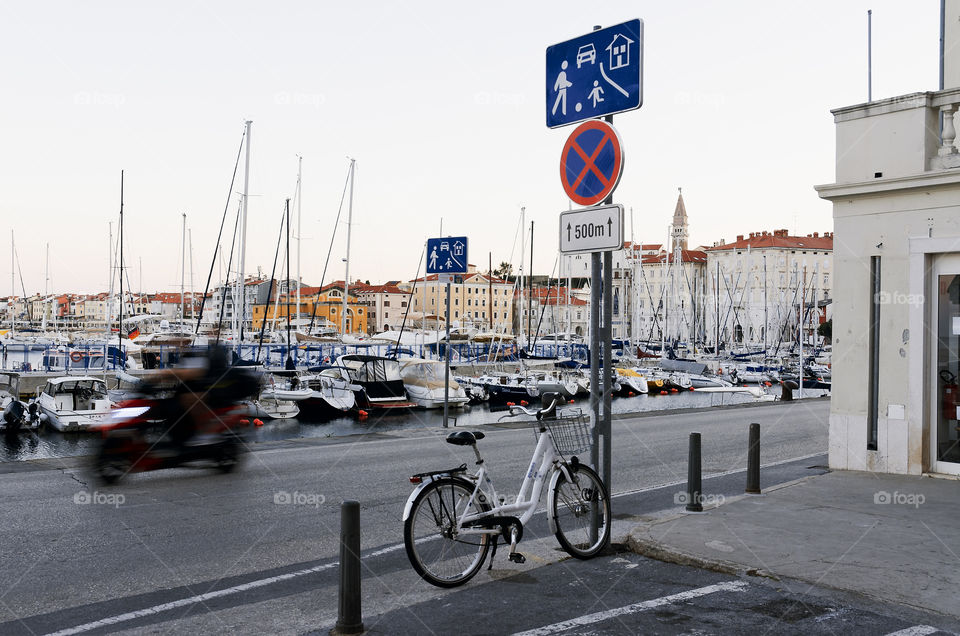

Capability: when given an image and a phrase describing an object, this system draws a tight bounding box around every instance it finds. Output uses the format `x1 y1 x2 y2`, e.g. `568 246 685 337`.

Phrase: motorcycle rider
150 344 237 451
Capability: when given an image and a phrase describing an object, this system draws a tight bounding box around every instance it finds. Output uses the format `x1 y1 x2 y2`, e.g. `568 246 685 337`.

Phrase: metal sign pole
444 279 451 428
590 254 601 471
600 112 615 495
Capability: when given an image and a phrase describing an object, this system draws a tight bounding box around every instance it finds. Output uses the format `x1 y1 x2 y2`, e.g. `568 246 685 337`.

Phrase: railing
932 89 960 169
0 341 592 373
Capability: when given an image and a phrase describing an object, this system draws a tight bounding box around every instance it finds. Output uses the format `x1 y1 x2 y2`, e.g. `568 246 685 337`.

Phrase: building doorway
931 254 960 474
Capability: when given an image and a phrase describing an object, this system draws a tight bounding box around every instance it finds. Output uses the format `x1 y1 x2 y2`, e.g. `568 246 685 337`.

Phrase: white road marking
44 541 412 636
510 581 749 636
41 451 822 636
883 626 939 636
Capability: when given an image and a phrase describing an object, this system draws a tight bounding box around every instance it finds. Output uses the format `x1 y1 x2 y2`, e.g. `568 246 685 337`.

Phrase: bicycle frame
402 426 575 538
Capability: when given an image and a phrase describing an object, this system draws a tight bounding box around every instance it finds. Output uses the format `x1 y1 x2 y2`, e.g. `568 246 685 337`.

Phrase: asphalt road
0 398 860 635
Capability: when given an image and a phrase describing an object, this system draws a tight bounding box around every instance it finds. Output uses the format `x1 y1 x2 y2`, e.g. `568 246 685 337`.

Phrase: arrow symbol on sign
567 223 572 242
607 217 613 236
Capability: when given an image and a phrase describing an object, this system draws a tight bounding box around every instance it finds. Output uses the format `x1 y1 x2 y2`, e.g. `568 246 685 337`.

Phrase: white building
704 230 833 351
815 1 960 476
353 283 410 333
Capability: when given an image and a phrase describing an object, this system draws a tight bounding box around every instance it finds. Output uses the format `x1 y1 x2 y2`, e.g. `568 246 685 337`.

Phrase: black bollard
745 423 761 494
685 432 703 512
781 380 798 401
334 501 364 635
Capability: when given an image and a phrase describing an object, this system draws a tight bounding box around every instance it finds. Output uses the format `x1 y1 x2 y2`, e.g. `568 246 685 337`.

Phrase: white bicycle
402 396 611 587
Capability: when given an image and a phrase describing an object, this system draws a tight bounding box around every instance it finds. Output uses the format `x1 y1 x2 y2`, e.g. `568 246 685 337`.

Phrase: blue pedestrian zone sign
545 19 644 128
426 236 468 274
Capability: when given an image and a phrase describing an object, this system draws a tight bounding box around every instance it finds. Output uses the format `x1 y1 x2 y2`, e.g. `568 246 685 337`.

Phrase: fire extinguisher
941 369 959 420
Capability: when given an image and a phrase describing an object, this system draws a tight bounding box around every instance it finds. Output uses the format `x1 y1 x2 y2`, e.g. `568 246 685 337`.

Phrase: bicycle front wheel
404 477 491 588
550 463 611 559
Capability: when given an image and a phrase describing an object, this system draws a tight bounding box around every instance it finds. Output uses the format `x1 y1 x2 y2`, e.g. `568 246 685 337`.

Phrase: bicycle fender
546 463 575 534
402 476 437 522
402 475 477 522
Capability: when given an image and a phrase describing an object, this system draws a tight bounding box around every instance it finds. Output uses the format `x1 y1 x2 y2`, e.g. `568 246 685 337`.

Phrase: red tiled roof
408 273 510 285
354 284 406 295
640 250 708 264
706 230 833 251
518 287 588 306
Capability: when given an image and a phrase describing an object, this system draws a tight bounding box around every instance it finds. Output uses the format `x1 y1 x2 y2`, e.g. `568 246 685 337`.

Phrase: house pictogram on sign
606 34 633 70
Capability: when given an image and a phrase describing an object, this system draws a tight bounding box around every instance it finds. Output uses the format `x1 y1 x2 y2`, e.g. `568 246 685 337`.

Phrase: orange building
251 281 368 334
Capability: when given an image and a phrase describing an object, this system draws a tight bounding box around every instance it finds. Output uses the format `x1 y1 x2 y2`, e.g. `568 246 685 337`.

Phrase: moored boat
37 376 115 432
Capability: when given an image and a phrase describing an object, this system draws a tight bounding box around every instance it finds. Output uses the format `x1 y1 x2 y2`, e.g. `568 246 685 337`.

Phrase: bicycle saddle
445 431 485 446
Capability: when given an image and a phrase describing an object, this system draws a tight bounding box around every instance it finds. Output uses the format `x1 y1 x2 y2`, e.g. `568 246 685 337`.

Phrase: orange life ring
70 351 83 363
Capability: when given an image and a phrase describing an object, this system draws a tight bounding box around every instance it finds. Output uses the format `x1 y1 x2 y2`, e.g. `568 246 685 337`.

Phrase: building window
867 256 881 451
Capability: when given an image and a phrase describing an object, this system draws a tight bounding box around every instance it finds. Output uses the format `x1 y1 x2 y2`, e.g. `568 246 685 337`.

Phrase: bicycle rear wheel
550 463 611 558
404 477 491 588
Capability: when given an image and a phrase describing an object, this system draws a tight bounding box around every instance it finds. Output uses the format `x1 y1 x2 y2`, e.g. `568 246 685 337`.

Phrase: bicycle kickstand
508 527 525 564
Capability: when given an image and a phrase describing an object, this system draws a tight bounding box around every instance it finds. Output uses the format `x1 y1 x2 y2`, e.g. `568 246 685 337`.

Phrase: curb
623 474 823 580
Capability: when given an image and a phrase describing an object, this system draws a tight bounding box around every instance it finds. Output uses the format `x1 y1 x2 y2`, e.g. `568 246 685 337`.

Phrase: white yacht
398 359 469 409
37 376 115 432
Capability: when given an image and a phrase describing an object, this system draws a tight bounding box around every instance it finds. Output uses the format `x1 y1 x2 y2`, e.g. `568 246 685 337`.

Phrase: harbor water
0 387 827 462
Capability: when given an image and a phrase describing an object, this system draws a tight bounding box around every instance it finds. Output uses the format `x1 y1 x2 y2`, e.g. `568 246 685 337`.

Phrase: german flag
127 326 140 340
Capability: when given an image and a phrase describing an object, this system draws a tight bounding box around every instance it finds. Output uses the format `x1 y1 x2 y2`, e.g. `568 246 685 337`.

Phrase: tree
818 318 832 341
493 262 513 279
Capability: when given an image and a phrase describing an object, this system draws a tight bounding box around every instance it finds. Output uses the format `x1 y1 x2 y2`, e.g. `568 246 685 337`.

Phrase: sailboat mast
763 254 768 353
181 212 186 325
119 170 124 345
519 206 525 344
342 158 355 336
296 155 302 332
189 229 194 320
238 120 252 342
286 198 292 356
10 231 13 331
528 219 533 348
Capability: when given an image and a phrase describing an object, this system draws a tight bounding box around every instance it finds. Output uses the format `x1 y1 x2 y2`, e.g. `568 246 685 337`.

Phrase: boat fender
520 400 528 406
660 391 667 396
688 387 694 391
253 418 264 427
506 402 515 407
240 419 250 426
358 410 368 419
628 392 634 397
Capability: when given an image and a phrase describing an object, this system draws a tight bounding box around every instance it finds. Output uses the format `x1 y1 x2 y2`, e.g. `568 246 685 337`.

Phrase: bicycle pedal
508 552 526 564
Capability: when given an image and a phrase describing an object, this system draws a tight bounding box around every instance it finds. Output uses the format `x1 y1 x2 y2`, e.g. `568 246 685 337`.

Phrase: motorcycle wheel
95 439 131 485
215 438 242 473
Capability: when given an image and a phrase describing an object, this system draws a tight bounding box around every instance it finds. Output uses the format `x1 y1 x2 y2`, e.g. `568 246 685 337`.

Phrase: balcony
830 87 960 185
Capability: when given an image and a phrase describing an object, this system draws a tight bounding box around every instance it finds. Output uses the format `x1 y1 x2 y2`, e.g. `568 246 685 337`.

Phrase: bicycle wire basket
538 409 593 457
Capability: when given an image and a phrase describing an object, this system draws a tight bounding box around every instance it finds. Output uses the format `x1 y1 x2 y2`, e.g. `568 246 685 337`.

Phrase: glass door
932 254 960 474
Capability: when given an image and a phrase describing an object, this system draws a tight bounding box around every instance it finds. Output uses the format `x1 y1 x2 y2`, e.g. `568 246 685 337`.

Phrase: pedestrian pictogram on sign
426 236 468 275
559 120 624 207
546 19 643 128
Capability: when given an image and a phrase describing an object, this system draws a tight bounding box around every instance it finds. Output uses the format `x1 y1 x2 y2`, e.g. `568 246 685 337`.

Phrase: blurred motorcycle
91 393 249 485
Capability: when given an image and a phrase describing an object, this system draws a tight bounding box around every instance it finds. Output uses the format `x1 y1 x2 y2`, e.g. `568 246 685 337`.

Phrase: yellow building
251 281 368 334
401 266 514 332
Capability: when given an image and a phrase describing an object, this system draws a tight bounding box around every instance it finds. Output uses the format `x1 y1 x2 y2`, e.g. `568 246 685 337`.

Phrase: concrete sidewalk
627 470 960 618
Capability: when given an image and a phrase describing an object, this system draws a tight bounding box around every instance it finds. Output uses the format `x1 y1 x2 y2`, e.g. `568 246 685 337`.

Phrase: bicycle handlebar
503 394 561 421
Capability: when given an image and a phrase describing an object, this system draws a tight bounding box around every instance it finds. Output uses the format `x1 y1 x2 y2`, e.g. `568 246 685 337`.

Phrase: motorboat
0 371 40 433
37 376 115 432
473 372 540 404
398 358 470 409
532 370 580 399
335 354 416 410
295 369 359 419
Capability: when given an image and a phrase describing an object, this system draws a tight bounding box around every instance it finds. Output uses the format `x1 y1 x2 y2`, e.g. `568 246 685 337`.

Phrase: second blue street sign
545 19 644 129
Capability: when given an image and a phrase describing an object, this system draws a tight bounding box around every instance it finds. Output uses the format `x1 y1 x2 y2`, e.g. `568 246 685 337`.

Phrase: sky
0 1 943 296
